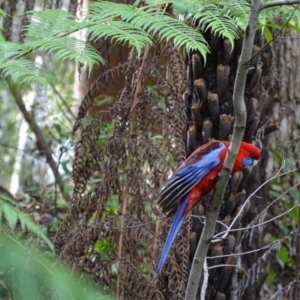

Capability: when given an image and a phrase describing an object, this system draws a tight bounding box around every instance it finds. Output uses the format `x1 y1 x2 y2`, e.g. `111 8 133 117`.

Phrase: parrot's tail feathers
157 194 189 274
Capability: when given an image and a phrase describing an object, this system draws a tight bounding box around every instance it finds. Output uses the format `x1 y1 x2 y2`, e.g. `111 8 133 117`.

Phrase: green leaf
266 23 281 30
266 267 275 288
64 185 73 194
288 23 300 33
263 26 273 45
272 150 282 164
289 189 299 202
0 232 112 300
54 123 62 136
278 245 290 269
0 195 54 252
0 203 18 230
285 202 299 223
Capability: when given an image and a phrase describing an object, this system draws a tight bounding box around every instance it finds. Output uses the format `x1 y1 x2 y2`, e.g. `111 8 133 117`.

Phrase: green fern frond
122 6 209 58
23 10 104 70
24 9 80 39
0 194 54 252
88 21 153 56
173 0 250 46
88 1 208 59
42 37 105 66
195 7 240 46
88 1 133 21
0 59 57 87
0 41 24 60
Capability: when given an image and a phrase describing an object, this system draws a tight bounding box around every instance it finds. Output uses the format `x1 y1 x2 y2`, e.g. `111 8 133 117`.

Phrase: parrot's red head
234 142 261 172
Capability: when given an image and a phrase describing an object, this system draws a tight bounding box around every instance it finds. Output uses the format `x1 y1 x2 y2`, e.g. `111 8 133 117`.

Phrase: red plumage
157 140 260 273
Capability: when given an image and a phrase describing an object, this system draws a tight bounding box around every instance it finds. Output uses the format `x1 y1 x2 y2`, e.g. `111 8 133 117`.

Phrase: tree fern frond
0 195 54 252
173 0 250 46
145 0 171 5
0 59 56 87
0 40 23 62
122 6 209 59
87 1 133 21
42 37 105 68
195 8 240 46
24 9 80 39
225 1 250 29
87 1 208 58
88 21 153 56
0 41 24 60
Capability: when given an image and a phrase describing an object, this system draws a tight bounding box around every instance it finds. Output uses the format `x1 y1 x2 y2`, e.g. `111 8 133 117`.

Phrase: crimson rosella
157 140 260 274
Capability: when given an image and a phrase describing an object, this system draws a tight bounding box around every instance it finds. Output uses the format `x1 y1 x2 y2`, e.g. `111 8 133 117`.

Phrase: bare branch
200 259 208 300
260 0 300 10
212 163 294 240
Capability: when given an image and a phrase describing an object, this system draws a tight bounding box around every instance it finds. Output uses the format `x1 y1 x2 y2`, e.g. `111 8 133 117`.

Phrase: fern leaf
88 21 153 56
87 1 208 58
88 1 133 21
0 41 24 60
173 0 250 46
0 59 56 88
24 9 80 39
195 8 240 46
0 195 54 252
43 37 105 68
122 6 209 59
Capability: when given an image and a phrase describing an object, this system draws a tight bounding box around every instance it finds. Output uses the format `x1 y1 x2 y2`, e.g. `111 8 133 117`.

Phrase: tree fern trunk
177 31 276 299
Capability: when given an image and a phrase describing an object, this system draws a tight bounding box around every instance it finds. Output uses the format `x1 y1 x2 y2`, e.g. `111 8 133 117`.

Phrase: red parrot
157 140 260 273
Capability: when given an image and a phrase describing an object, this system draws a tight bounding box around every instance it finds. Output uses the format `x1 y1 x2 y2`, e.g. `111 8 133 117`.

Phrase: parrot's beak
252 159 259 167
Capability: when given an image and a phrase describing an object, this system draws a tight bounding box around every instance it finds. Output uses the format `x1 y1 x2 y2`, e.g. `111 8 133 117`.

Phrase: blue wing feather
157 194 189 274
157 142 226 216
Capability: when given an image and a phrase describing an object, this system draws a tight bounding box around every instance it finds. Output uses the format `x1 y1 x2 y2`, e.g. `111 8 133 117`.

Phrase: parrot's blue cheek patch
242 157 253 167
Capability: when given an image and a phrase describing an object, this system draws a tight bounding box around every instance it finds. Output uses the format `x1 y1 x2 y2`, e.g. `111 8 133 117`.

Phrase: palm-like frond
173 0 250 46
0 41 24 60
88 21 153 56
87 1 133 21
0 59 56 87
87 1 209 58
122 6 209 58
195 7 240 46
23 9 80 39
2 0 299 87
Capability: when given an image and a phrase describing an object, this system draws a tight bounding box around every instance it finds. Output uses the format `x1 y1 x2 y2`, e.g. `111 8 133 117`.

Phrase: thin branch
260 0 300 10
207 229 297 260
211 180 300 240
207 264 238 270
200 259 208 300
8 83 71 203
185 1 262 298
212 163 293 240
294 152 300 300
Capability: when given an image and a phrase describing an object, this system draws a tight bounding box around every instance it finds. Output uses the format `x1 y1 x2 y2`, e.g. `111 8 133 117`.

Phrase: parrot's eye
249 151 254 157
